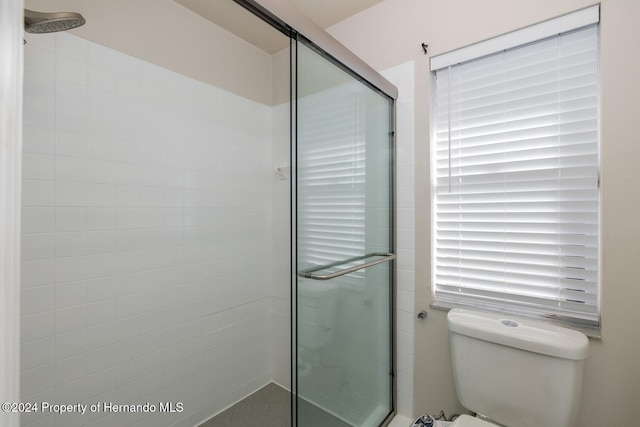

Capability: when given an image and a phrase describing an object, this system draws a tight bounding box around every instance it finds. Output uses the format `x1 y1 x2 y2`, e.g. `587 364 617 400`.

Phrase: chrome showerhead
24 9 86 34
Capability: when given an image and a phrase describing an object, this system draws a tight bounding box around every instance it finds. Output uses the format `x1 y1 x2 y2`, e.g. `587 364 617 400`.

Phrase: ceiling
173 0 386 54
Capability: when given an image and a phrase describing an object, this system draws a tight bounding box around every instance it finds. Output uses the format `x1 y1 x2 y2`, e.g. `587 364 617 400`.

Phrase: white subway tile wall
21 33 274 427
381 62 415 418
269 102 292 390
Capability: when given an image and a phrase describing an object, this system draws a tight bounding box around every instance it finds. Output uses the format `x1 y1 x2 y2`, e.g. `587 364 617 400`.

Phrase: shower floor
199 383 351 427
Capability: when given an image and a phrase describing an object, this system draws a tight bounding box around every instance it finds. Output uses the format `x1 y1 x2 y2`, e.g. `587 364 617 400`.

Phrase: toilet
447 308 590 427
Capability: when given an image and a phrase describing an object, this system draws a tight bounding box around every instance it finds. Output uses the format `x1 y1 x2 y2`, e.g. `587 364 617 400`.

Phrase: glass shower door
293 38 395 427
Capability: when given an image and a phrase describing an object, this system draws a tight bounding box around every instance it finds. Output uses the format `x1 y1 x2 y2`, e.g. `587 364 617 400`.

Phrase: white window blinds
298 84 366 273
431 7 600 329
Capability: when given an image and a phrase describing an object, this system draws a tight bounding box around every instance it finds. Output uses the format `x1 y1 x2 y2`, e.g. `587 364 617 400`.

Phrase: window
431 6 600 331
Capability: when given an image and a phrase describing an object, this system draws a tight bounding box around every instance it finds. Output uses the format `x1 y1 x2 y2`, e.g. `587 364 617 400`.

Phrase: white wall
329 0 640 424
0 2 24 427
21 32 274 427
24 0 275 105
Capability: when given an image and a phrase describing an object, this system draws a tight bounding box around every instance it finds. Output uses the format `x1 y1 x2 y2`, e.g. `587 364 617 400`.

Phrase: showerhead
24 9 86 34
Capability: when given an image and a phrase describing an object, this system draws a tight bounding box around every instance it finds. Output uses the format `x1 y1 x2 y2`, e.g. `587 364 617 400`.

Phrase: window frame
429 5 602 335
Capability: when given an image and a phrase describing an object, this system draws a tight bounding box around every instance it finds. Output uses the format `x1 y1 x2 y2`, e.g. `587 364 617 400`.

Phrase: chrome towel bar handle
298 252 396 281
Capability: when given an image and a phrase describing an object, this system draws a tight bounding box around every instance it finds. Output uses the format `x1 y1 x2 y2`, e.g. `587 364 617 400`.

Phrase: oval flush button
501 319 519 327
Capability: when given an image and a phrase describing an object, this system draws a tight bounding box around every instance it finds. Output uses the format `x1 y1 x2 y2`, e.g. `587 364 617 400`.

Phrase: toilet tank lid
447 308 589 360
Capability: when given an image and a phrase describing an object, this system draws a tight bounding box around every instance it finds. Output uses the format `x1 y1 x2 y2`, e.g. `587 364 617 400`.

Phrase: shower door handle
298 252 396 281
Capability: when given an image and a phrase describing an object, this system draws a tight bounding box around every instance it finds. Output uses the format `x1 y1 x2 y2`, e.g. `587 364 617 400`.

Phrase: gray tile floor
199 383 350 427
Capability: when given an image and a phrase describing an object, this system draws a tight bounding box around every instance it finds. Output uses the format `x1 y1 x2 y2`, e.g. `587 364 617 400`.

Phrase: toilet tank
447 309 589 427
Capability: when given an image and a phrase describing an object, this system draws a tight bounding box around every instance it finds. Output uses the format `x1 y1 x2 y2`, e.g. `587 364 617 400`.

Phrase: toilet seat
450 415 495 427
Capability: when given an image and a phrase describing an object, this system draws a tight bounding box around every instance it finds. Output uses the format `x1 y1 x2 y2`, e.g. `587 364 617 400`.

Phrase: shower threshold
199 382 351 427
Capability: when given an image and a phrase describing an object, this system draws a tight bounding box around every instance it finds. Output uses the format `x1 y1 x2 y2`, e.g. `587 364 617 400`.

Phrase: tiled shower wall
381 62 415 418
269 102 291 390
20 32 274 427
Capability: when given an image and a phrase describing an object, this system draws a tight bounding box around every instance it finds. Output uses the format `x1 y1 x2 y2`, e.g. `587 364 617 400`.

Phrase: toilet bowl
449 415 495 427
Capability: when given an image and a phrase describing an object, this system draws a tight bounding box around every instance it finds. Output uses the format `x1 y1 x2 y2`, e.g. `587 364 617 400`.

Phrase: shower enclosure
11 1 397 426
241 2 398 423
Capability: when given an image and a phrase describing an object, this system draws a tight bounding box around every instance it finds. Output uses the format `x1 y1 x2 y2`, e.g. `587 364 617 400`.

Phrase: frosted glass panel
295 40 394 427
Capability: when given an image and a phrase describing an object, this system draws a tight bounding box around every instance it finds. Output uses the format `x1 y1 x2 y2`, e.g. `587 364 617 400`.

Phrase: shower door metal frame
232 2 398 426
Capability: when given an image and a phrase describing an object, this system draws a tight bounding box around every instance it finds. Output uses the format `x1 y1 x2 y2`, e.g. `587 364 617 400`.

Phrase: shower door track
232 0 397 101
